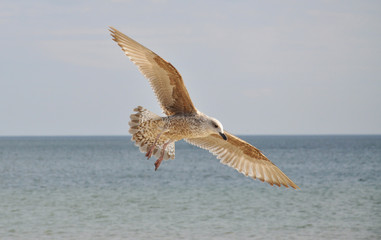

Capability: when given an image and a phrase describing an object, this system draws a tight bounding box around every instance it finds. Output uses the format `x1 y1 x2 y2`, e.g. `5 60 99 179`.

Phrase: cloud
2 0 381 135
243 88 274 99
38 25 201 70
50 28 107 36
40 40 125 69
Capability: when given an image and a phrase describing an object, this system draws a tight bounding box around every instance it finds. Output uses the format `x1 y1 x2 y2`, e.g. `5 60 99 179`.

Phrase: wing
110 27 197 116
185 132 299 189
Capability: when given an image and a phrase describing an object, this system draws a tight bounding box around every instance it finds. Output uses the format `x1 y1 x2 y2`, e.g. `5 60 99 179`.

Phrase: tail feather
129 106 175 160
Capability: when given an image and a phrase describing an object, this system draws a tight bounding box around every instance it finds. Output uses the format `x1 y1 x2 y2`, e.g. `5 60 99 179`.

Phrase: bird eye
211 121 219 128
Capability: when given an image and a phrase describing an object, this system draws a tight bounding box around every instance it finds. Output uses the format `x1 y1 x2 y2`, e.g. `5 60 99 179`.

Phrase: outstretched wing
110 27 197 116
185 132 299 189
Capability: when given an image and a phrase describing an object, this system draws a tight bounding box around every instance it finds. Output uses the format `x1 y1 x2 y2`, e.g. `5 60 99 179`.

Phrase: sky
1 0 380 136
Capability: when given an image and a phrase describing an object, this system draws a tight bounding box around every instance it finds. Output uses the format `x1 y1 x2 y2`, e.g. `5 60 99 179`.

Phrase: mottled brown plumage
110 27 299 189
110 27 196 116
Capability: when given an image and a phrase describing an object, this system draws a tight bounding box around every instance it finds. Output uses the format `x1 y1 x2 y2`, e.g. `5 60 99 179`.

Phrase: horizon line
1 133 380 138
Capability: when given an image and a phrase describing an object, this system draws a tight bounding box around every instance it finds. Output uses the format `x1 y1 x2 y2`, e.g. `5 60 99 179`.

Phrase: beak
219 132 228 141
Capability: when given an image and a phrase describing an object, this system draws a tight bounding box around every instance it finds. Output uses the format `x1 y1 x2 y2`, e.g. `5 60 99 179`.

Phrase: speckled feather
129 106 175 160
111 27 299 189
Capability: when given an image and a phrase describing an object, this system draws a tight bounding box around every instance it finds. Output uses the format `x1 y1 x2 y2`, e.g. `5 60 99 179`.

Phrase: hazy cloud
1 0 380 135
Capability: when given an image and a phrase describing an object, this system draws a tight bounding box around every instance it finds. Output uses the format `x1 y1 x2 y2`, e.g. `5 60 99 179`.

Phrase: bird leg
145 132 163 159
154 141 171 171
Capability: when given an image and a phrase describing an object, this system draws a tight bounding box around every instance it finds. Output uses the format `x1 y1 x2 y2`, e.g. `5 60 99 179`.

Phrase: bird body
110 27 299 189
163 113 223 140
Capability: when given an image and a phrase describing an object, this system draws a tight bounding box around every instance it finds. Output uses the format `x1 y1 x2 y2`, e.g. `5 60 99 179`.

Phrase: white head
207 117 227 141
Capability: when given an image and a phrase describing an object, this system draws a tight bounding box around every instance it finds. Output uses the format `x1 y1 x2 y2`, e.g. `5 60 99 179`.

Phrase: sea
0 135 380 240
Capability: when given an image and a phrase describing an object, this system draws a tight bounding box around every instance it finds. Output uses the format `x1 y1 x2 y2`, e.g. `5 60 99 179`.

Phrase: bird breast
163 115 209 140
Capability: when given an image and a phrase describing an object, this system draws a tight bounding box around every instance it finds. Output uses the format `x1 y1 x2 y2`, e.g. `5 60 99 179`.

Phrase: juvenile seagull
110 27 299 189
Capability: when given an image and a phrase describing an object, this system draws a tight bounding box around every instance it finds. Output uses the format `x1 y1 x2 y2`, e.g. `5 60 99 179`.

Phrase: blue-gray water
0 135 380 240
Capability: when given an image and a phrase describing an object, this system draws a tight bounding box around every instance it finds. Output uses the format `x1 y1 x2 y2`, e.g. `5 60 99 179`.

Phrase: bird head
208 117 227 141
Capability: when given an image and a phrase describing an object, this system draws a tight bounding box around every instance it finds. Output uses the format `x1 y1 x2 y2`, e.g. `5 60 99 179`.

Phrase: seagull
110 27 299 189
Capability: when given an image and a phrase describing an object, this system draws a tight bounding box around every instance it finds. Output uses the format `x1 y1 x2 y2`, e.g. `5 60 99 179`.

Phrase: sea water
0 135 380 239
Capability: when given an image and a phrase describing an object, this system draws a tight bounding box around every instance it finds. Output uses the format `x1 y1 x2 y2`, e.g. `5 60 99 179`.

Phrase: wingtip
109 27 119 42
286 182 300 190
267 178 299 190
109 26 118 37
293 184 301 190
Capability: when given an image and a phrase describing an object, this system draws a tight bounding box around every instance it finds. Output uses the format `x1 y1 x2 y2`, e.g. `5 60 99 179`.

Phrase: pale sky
1 0 380 136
